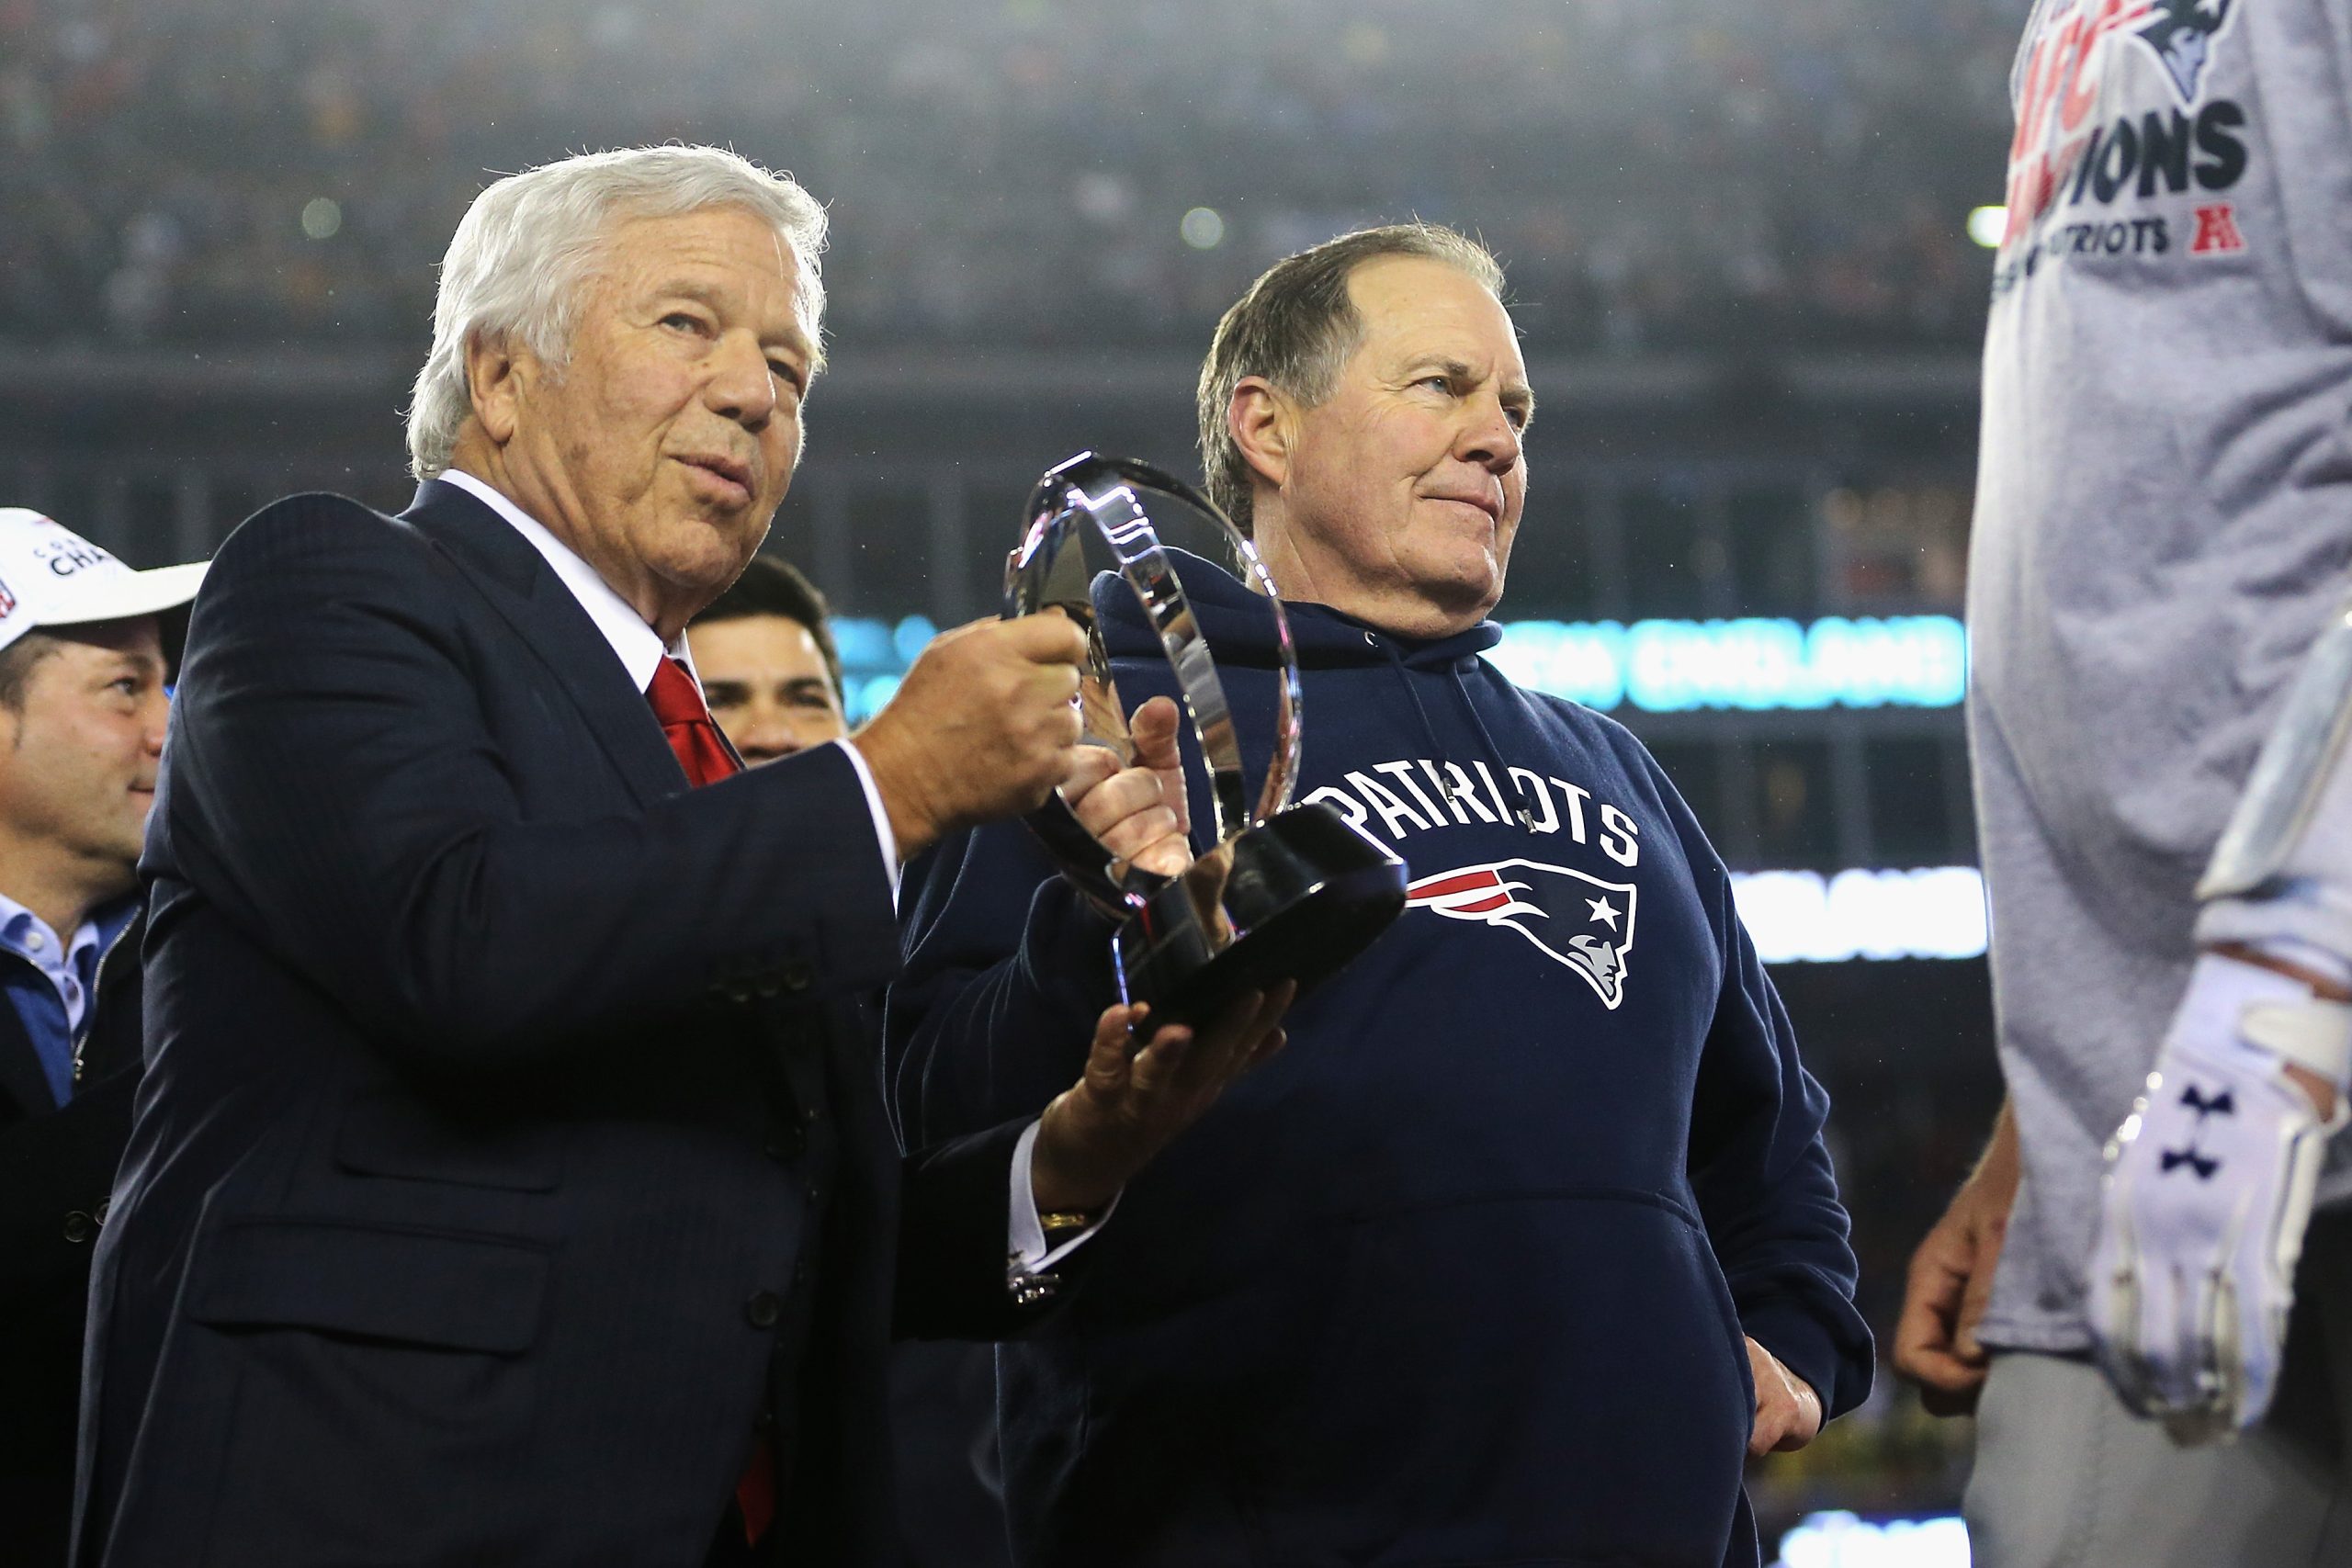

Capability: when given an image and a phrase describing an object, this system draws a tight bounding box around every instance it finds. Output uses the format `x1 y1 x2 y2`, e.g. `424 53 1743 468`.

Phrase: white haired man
74 146 1274 1568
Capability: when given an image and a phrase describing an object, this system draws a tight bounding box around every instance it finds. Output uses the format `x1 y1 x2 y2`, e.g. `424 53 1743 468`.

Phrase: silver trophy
1005 452 1408 1026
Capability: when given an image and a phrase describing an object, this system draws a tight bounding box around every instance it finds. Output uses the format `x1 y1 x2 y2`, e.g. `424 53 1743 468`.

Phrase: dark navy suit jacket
76 481 1041 1567
0 911 141 1567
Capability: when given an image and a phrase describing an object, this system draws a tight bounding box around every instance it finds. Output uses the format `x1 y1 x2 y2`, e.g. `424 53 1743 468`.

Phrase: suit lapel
400 480 686 808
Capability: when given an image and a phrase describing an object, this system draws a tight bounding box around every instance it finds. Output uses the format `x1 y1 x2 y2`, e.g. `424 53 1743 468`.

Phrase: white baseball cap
0 509 207 655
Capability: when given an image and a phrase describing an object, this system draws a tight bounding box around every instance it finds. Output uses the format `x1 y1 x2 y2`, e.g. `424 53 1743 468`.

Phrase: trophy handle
1005 453 1306 911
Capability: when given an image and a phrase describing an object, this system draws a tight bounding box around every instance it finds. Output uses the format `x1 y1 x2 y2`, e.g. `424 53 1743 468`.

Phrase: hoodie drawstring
1447 660 1543 830
1363 630 1542 830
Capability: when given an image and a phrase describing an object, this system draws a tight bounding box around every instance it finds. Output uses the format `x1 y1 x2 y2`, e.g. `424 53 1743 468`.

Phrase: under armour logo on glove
2089 951 2352 1442
2180 1084 2235 1120
2157 1083 2234 1179
2158 1146 2221 1180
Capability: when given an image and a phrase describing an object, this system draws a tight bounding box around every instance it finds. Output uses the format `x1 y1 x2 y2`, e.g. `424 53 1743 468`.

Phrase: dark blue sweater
887 552 1872 1568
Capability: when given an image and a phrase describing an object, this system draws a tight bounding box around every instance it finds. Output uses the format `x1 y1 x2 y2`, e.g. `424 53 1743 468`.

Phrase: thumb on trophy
1129 695 1191 838
1066 750 1191 883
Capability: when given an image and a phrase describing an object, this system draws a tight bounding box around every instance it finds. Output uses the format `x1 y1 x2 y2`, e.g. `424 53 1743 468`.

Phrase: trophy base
1113 801 1408 1030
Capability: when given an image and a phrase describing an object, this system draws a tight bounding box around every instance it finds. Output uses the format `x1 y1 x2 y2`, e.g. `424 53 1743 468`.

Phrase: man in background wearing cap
0 511 203 1566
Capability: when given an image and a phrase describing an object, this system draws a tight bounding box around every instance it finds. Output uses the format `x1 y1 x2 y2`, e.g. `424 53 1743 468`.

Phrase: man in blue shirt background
0 508 203 1565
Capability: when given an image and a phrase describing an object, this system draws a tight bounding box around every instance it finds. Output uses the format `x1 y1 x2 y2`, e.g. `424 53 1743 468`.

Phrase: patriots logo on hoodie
2135 0 2235 105
1407 860 1638 1010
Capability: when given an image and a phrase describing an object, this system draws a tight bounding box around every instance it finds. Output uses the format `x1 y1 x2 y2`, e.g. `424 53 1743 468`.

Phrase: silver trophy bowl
1005 452 1408 1026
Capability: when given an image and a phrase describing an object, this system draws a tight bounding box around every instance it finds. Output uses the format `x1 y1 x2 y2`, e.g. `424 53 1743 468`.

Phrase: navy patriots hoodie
886 551 1871 1568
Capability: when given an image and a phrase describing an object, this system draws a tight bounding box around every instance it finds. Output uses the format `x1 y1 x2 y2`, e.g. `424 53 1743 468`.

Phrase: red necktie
648 656 770 1540
646 656 741 787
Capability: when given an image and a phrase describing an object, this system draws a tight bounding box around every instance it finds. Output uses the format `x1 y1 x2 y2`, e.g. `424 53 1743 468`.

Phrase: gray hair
1196 222 1506 537
405 145 830 479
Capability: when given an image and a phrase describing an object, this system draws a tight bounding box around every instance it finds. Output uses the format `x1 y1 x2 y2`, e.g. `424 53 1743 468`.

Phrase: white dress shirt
437 468 1099 1271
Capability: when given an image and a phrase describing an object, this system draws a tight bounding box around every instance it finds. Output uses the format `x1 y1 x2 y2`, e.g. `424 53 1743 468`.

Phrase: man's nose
1458 390 1522 473
141 691 170 754
707 330 778 432
731 699 799 763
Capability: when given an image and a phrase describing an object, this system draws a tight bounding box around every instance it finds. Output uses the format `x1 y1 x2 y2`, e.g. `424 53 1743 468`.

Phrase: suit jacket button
745 1291 783 1329
62 1211 92 1244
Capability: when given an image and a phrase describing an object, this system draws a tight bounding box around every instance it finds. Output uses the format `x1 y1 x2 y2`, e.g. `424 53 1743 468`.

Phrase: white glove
2088 951 2350 1443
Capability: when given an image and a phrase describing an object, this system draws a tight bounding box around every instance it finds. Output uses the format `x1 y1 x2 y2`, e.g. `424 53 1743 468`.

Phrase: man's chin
1374 588 1499 639
655 521 764 593
1415 560 1504 623
102 834 148 887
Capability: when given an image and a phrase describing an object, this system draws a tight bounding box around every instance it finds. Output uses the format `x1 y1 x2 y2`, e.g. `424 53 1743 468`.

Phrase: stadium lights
1967 205 2007 248
1775 1511 1971 1568
1731 868 1986 964
1180 207 1227 249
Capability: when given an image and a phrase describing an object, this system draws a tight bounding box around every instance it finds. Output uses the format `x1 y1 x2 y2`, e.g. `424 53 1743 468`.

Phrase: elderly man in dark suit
75 144 1271 1568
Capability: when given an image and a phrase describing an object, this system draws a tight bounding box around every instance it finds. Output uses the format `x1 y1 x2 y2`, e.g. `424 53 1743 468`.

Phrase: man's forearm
887 841 1123 1145
1972 1097 2021 1202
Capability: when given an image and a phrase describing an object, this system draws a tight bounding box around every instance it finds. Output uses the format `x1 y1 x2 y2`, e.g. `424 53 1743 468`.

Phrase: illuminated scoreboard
1487 615 1966 714
831 613 1969 722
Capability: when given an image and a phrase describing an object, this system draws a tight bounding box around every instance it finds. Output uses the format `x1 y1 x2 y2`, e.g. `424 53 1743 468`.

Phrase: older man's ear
1227 376 1295 496
461 331 526 449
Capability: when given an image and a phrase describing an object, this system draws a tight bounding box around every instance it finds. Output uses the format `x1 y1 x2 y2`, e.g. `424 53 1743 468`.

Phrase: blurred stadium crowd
1 0 2019 355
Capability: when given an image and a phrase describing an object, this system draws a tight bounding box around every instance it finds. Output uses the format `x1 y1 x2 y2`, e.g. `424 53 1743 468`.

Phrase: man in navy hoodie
886 224 1871 1567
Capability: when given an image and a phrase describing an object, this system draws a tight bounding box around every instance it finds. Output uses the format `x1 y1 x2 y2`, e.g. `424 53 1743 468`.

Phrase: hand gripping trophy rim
1004 451 1407 1025
1007 452 1301 905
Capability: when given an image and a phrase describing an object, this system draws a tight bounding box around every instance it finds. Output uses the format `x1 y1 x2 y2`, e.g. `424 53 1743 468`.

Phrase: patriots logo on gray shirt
2136 0 2235 104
